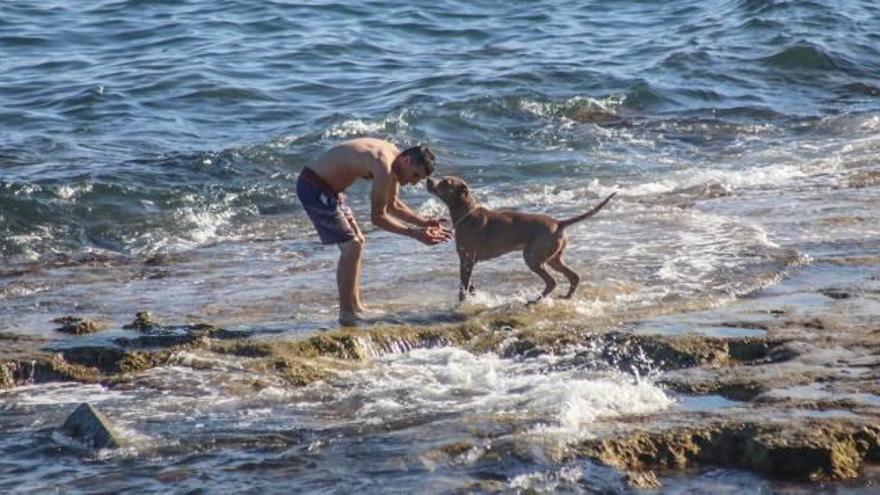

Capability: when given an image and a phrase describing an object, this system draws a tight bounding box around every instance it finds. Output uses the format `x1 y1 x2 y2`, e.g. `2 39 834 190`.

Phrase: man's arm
387 186 429 226
386 176 450 228
371 172 445 244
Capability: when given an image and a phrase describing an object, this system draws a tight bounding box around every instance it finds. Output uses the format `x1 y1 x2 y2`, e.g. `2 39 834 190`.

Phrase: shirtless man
296 138 452 325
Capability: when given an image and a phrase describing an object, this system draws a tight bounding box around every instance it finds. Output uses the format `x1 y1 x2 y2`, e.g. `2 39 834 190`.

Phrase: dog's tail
557 192 617 230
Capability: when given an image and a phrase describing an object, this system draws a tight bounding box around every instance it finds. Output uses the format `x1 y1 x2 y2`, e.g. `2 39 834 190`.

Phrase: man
296 138 452 325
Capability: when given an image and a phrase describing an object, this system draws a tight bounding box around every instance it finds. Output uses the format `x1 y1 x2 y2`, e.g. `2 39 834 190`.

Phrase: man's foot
338 310 362 327
359 307 390 322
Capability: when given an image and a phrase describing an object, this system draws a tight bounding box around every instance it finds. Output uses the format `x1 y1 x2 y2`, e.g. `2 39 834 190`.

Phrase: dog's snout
426 177 436 192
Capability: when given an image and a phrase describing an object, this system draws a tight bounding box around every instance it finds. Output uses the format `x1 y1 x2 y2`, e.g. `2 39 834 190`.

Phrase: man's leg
337 237 364 325
344 212 367 312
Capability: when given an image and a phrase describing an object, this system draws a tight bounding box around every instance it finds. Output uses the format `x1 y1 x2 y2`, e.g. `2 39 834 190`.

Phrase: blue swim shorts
296 167 356 245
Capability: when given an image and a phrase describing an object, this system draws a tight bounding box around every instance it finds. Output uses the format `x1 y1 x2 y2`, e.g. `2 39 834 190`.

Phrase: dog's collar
453 206 480 229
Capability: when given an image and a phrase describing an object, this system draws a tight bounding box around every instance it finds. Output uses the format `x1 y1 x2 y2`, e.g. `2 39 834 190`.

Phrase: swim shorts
296 167 356 245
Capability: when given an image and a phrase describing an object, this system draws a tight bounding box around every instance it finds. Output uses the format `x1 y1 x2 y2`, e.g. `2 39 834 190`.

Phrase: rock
820 288 852 300
626 470 660 489
846 170 880 189
568 420 880 482
53 316 101 335
123 311 159 331
59 403 125 449
0 333 101 389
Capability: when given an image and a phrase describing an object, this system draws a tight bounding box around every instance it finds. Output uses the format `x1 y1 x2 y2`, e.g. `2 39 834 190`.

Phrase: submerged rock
53 316 102 335
59 403 125 449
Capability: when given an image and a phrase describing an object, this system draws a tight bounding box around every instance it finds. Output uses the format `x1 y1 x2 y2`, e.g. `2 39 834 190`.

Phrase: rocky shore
3 267 879 491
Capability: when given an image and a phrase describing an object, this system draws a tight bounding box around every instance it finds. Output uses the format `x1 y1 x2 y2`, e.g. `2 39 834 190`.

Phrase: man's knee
339 236 364 257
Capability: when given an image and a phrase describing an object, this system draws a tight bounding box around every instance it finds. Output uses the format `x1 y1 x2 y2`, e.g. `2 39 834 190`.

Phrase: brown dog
426 176 616 302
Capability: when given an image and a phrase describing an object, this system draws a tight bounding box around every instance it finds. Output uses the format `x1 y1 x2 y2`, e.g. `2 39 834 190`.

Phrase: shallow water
2 0 880 492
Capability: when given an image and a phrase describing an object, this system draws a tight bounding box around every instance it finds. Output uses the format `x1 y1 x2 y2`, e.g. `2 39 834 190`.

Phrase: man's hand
424 217 449 228
412 225 452 245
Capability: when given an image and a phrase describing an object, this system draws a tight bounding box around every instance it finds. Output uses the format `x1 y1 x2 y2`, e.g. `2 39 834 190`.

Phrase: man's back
311 138 398 193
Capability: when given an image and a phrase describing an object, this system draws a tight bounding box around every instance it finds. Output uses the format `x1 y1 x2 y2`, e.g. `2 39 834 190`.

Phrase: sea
1 0 879 493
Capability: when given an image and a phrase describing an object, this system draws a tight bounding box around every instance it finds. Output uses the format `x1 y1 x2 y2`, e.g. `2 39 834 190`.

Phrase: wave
760 42 851 72
516 95 626 125
2 94 877 266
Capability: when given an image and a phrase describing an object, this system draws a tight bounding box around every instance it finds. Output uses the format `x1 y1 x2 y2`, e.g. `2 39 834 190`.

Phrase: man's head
393 145 435 185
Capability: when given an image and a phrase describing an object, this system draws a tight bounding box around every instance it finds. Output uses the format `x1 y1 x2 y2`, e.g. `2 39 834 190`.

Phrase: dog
426 176 616 303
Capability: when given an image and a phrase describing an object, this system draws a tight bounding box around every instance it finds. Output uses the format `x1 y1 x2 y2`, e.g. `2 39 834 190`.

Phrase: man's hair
400 145 435 176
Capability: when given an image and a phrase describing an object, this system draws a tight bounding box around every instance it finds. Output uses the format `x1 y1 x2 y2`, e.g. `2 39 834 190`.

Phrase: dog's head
426 176 472 207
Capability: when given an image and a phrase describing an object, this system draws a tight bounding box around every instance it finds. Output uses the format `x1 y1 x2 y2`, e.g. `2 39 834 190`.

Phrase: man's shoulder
351 138 398 155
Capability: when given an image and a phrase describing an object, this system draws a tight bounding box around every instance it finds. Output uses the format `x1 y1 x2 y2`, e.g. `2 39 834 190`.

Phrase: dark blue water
3 1 880 493
2 0 879 260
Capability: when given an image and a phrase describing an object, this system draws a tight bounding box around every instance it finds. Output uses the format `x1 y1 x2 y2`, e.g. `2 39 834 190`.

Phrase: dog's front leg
458 256 475 302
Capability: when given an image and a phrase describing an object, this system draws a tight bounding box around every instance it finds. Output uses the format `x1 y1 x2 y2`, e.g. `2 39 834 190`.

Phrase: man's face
399 158 428 186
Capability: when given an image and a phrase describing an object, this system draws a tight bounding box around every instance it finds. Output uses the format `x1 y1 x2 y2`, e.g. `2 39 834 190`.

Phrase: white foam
54 182 93 201
460 288 533 308
482 183 584 210
476 158 820 212
305 347 673 438
1 382 130 406
321 113 409 140
509 465 584 491
127 194 241 255
5 233 44 261
518 95 624 122
588 162 813 199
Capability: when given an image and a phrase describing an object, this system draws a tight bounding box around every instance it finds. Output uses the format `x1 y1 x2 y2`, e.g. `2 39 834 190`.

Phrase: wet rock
59 403 124 449
727 338 782 362
767 341 809 363
42 324 241 383
0 333 102 389
663 378 767 401
124 311 159 331
0 361 21 389
594 334 791 374
439 442 477 457
569 420 880 484
5 319 253 389
846 170 880 189
143 253 180 266
820 288 852 300
626 470 660 489
463 480 507 492
53 316 102 335
138 268 171 280
207 316 799 388
126 325 248 350
1 355 102 389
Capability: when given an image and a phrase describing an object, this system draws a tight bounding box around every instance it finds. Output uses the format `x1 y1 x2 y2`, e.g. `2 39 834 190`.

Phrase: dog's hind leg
548 251 580 299
524 242 559 303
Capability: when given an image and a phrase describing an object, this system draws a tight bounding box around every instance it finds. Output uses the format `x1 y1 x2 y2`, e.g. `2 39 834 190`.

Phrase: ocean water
2 0 880 492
